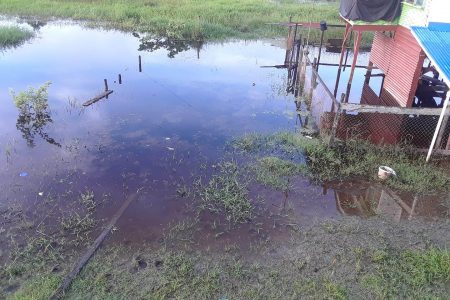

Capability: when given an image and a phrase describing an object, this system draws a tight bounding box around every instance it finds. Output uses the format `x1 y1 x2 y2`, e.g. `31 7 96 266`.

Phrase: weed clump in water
253 156 305 191
0 25 34 49
195 161 253 225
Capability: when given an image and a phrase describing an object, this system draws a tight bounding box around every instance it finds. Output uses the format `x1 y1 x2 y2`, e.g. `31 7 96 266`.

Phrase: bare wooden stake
118 74 122 84
104 79 108 91
139 55 142 72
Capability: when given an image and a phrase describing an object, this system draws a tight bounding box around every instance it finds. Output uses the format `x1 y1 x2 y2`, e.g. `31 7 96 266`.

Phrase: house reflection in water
324 181 448 222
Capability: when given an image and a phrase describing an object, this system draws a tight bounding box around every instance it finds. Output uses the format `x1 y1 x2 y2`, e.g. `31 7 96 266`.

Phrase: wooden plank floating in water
82 90 113 107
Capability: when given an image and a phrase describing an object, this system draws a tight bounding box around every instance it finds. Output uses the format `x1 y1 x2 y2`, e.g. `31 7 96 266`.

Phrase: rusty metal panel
384 26 424 107
370 32 394 73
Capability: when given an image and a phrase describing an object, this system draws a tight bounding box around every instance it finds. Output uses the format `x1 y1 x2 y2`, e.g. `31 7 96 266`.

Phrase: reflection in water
25 20 47 31
138 35 204 58
327 181 449 222
10 82 60 147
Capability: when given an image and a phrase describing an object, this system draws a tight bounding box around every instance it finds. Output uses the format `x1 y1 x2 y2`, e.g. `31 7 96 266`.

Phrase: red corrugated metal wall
369 27 426 107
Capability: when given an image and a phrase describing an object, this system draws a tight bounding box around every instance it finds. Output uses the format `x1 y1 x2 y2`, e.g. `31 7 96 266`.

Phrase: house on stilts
282 0 450 161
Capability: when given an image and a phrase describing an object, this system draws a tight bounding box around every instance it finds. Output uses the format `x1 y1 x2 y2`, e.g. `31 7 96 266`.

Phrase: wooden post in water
118 74 122 84
139 55 142 72
344 30 363 103
333 23 351 98
104 79 108 91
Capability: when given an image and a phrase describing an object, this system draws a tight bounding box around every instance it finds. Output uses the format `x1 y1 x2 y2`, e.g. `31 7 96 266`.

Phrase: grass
48 243 449 299
362 248 450 299
0 0 341 41
0 25 34 49
253 156 305 191
194 161 253 225
233 132 450 194
0 190 100 299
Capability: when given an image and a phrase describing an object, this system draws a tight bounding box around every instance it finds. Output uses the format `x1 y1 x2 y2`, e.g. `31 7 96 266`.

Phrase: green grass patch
0 0 341 41
233 132 450 194
362 248 450 299
9 274 60 300
253 156 305 191
0 25 34 49
194 161 253 224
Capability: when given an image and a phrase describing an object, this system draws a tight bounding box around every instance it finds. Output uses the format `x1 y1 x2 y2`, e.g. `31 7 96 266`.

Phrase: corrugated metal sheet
370 32 394 73
384 26 425 107
411 22 450 88
370 26 424 107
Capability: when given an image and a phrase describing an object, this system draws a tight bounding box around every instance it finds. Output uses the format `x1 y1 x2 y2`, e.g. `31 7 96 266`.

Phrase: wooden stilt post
139 55 142 72
434 115 449 150
427 93 450 162
118 74 122 84
365 61 373 84
333 23 351 98
344 30 363 103
104 79 108 92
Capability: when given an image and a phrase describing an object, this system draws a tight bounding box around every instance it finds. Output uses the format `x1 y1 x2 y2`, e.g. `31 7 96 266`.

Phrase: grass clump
362 248 450 299
195 161 253 224
233 132 450 194
253 156 305 191
9 274 60 300
0 25 34 49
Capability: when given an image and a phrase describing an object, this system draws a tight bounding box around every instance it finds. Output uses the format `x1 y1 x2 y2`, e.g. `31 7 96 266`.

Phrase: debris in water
165 137 171 140
167 147 175 151
19 172 28 177
38 192 44 196
378 166 397 180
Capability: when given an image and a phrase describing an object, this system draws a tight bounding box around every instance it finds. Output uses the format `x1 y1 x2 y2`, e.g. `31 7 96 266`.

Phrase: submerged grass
0 26 34 49
0 0 340 40
234 132 450 194
195 161 253 224
253 156 305 191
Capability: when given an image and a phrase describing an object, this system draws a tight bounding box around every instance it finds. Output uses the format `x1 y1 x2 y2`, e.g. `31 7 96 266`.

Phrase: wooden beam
333 23 351 97
427 93 450 162
50 193 138 299
83 90 113 107
344 30 363 103
340 102 450 116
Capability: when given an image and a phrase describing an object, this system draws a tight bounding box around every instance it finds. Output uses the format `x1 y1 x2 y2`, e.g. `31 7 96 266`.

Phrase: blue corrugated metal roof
411 22 450 87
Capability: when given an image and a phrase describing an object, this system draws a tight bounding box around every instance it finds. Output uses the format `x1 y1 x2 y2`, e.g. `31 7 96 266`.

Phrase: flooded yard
1 20 449 299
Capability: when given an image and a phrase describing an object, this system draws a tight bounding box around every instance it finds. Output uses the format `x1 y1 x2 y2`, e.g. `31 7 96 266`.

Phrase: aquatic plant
0 25 34 49
195 161 253 224
10 82 51 114
9 82 60 147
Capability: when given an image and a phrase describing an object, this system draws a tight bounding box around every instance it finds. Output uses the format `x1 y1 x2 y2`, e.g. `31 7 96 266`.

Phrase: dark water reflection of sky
0 23 447 248
0 22 303 242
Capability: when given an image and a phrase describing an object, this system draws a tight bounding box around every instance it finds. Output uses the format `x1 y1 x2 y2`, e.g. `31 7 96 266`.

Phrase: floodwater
0 21 448 252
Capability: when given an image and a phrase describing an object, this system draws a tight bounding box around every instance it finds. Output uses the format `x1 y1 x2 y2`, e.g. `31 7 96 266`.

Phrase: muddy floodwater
1 22 449 255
